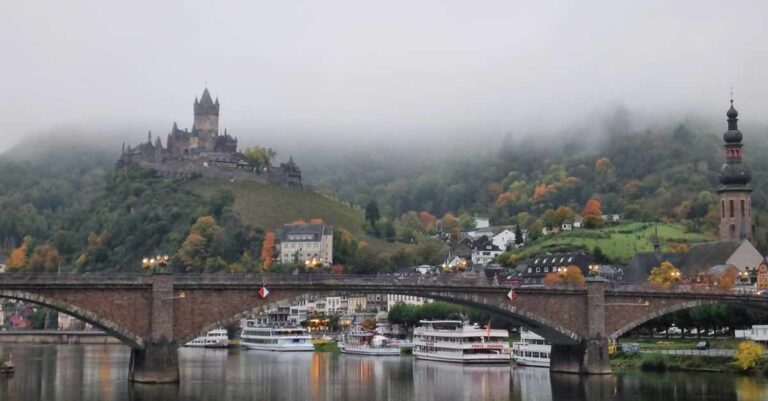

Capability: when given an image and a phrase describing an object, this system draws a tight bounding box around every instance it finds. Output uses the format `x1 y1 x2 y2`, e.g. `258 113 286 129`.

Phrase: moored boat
413 320 509 364
240 320 314 352
185 328 230 348
1 354 14 374
340 326 401 356
510 328 550 367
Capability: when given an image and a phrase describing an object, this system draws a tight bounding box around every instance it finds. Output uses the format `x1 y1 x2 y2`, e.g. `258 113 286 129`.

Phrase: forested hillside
304 121 768 250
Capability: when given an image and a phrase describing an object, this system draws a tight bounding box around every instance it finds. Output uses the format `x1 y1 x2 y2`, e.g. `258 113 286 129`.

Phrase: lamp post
739 271 750 286
557 266 566 278
671 271 681 283
588 264 600 277
142 255 170 273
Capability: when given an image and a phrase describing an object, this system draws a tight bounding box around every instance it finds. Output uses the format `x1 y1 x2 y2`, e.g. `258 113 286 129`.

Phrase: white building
492 229 517 251
325 296 346 314
474 217 490 229
387 294 427 311
471 241 503 266
735 325 768 342
278 224 334 266
346 296 367 313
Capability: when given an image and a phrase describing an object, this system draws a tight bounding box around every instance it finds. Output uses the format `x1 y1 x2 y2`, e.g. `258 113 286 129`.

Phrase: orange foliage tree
418 211 437 233
309 218 324 224
582 198 603 228
718 266 739 290
261 232 276 269
7 235 32 271
543 266 585 287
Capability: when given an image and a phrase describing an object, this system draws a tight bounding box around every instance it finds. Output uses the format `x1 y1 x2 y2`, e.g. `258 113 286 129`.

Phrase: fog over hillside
1 1 768 154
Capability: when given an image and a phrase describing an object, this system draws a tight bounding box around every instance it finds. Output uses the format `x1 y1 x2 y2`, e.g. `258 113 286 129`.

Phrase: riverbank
611 351 736 372
0 330 121 345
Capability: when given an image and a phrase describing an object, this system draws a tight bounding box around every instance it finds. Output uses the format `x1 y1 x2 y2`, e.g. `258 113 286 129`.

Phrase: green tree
365 201 380 227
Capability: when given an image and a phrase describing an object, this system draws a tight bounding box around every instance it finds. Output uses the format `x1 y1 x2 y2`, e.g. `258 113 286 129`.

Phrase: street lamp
557 266 566 278
670 271 681 283
739 271 750 285
142 255 170 273
588 264 600 277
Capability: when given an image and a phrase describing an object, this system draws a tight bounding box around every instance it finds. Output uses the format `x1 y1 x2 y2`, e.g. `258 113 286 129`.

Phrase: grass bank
519 222 712 263
611 352 734 372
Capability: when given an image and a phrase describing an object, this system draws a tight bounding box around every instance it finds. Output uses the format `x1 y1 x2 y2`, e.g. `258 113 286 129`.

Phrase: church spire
717 94 753 242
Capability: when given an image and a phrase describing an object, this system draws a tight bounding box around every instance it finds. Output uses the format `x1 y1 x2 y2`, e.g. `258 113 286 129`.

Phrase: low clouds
1 0 767 152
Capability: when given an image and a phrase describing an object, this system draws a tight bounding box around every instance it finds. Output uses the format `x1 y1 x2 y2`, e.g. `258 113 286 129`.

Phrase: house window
722 200 725 218
536 267 540 273
731 224 735 232
741 200 745 218
544 267 549 272
528 268 532 273
730 199 735 218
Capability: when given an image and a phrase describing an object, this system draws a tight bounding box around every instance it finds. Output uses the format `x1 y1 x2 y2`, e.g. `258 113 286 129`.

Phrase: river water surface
1 344 767 401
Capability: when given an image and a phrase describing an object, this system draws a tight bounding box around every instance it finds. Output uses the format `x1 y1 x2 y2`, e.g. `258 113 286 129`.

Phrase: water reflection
0 344 766 401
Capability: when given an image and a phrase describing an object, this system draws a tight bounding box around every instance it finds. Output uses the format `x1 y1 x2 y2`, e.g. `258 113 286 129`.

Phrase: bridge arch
609 298 768 340
176 288 583 346
0 289 145 349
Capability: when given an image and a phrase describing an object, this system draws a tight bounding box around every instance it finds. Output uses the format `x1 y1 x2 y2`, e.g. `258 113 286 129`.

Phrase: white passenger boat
413 320 510 364
185 328 229 348
510 328 550 367
340 327 401 356
240 320 315 352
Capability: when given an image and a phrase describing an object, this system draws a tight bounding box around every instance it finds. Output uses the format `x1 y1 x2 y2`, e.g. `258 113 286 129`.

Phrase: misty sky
1 0 767 153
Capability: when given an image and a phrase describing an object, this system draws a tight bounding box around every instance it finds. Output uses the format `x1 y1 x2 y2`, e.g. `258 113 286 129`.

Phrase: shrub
640 354 669 371
735 341 765 371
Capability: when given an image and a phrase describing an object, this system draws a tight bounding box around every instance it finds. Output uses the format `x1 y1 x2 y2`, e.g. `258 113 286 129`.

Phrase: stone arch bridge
0 273 765 382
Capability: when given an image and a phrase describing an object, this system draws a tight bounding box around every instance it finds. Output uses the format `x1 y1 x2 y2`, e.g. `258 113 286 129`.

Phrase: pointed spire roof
199 88 214 106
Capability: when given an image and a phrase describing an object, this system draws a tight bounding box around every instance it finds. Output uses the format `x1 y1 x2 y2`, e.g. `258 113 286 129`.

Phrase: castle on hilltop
118 88 302 188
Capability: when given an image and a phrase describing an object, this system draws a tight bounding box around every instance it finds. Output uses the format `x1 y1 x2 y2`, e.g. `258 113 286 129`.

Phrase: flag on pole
258 286 270 298
507 289 517 301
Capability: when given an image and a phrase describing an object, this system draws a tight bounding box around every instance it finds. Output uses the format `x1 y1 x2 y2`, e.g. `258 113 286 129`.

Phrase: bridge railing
0 273 763 297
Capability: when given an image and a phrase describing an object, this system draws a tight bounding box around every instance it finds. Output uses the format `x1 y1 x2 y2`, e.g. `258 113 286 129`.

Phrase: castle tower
193 88 220 151
717 99 753 242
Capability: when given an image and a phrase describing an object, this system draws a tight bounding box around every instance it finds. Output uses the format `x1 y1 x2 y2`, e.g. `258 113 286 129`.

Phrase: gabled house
492 229 517 251
470 236 503 267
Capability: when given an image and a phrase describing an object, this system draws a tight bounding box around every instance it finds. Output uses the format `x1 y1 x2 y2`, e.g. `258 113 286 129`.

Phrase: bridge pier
128 273 180 383
128 342 179 383
550 279 611 374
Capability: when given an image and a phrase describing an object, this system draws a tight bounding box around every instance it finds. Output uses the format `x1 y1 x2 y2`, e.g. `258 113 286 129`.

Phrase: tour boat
340 326 401 356
185 328 230 348
412 320 510 364
510 328 550 367
240 320 315 352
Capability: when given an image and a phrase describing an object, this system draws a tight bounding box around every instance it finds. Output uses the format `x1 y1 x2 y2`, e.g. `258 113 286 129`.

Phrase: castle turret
718 98 753 241
193 88 219 151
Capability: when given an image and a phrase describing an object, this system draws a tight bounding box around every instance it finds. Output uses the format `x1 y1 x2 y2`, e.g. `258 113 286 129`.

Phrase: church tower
193 88 220 151
718 98 753 241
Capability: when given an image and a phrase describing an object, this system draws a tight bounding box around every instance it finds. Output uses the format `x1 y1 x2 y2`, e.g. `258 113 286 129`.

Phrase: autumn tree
7 235 32 271
177 216 223 272
418 211 437 233
27 245 61 272
441 212 460 244
309 217 324 225
717 266 739 290
647 261 682 286
260 232 276 269
735 341 765 371
554 206 576 226
582 198 603 228
543 266 585 287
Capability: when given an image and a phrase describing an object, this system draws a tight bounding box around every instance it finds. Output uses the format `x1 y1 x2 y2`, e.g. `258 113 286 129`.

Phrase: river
0 344 766 401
